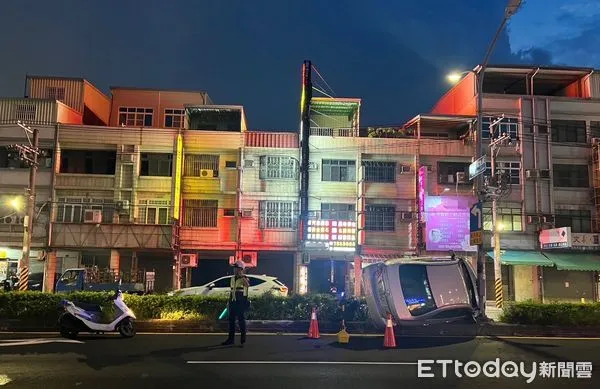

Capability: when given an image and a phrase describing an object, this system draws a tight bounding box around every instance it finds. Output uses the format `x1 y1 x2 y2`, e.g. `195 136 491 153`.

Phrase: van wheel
118 318 136 338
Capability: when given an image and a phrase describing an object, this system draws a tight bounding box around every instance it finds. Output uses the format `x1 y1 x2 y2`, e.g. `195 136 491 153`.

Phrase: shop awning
542 252 600 271
486 250 554 267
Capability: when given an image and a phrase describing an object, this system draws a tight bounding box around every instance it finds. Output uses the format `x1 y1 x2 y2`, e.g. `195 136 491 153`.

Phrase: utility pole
9 121 40 291
488 118 511 309
300 60 312 244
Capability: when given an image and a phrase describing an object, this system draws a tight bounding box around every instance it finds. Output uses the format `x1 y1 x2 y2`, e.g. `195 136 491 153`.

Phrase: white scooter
58 289 136 339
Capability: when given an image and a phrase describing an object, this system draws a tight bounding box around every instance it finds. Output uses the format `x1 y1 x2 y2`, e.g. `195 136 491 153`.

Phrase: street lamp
446 0 523 315
8 197 22 211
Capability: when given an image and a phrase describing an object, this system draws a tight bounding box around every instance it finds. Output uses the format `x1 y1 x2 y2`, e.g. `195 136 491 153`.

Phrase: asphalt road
0 332 598 388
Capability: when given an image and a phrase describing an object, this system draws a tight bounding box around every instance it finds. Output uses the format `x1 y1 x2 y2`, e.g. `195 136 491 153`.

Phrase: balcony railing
310 127 357 137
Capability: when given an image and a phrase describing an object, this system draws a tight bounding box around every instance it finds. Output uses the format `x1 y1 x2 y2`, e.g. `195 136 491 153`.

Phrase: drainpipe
530 68 541 218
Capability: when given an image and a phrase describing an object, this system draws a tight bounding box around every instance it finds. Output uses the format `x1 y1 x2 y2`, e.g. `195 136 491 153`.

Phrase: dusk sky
0 0 596 130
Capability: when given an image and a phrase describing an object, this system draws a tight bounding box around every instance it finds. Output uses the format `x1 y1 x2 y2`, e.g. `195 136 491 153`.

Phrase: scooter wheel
118 318 136 338
60 327 79 339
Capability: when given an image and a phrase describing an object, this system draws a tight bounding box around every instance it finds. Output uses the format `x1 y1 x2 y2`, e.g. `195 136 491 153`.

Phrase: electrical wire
311 65 336 97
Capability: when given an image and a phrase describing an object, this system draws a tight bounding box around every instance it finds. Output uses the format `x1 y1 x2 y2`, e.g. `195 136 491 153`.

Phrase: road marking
0 338 84 347
0 375 11 386
187 360 418 365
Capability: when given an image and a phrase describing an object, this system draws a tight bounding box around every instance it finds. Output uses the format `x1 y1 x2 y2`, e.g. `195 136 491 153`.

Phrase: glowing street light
446 71 467 84
8 197 22 211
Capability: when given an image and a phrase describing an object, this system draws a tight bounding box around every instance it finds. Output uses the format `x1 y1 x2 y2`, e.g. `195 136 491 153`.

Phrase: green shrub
500 301 600 326
0 291 368 322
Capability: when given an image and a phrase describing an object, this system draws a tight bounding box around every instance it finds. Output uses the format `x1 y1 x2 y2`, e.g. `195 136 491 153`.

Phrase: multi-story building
0 75 110 288
432 64 600 302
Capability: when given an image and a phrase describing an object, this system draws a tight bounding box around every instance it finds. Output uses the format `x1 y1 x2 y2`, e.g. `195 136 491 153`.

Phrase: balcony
50 222 173 250
55 174 115 189
310 127 357 137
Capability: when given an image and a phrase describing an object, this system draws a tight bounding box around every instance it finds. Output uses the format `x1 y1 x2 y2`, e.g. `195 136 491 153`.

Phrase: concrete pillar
294 252 308 295
354 256 362 297
43 251 57 293
110 249 120 272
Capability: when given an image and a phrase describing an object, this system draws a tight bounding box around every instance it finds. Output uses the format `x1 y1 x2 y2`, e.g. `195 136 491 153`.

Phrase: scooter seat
73 301 102 312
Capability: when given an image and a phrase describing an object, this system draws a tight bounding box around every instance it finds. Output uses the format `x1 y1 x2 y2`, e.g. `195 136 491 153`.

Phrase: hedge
500 301 600 326
0 291 368 323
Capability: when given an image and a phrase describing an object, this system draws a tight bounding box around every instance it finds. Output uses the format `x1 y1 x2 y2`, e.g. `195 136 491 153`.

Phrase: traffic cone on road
383 313 396 348
308 307 320 339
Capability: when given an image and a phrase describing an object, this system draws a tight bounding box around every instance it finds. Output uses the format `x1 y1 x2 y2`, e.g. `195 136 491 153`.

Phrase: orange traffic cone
384 313 396 348
308 307 320 339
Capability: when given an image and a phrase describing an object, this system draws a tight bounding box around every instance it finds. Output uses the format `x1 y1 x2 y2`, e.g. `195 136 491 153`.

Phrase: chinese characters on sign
424 196 477 252
305 220 357 252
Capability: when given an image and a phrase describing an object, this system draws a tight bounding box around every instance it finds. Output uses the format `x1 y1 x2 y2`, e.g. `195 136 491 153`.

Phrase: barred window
45 87 65 101
15 104 36 122
259 201 296 229
365 205 395 232
183 199 218 227
259 156 298 179
322 160 356 182
363 161 396 183
184 154 219 177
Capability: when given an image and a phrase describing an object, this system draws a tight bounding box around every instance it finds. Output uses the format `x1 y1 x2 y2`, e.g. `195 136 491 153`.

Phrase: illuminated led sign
306 220 357 252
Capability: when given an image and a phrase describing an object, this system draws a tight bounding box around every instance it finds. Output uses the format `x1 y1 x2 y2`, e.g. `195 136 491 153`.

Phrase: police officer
222 260 249 346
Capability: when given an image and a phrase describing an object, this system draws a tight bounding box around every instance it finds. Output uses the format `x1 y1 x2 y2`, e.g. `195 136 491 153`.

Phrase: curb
2 320 600 338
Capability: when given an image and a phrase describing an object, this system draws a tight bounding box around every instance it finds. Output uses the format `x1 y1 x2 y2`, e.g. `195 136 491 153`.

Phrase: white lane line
0 338 84 347
187 361 418 365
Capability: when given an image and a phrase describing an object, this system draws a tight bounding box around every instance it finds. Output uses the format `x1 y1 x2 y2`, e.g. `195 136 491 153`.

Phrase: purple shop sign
424 196 477 252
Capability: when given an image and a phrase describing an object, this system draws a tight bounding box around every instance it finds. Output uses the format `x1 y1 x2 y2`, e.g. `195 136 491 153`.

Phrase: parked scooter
58 289 136 339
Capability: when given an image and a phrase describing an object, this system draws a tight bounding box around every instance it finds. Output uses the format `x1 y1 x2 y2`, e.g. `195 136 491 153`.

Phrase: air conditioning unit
200 169 214 178
446 174 455 183
525 169 538 179
121 153 134 164
180 253 198 268
116 200 130 214
84 210 102 224
244 159 255 168
527 215 548 224
0 215 25 224
539 169 551 179
308 162 318 171
241 209 253 218
400 212 413 221
399 164 412 174
456 172 467 184
239 251 258 268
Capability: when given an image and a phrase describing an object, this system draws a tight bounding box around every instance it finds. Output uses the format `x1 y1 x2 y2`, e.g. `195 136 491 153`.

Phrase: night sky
1 0 597 130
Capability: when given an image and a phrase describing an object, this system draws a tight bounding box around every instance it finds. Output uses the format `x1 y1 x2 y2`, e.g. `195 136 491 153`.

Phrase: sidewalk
485 302 502 321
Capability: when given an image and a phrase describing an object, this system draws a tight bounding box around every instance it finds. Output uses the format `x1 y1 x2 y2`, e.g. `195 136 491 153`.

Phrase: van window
398 264 437 316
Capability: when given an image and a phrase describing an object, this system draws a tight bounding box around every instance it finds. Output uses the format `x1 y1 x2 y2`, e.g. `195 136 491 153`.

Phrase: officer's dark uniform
222 268 249 345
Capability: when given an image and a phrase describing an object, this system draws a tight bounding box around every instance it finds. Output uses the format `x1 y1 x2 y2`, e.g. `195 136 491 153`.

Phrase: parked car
169 274 289 297
362 256 480 329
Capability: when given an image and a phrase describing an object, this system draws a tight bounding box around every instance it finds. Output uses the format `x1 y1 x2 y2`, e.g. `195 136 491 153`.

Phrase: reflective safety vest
230 276 249 301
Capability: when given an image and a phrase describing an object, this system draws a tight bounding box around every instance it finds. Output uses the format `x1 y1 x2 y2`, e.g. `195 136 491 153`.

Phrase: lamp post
446 0 522 315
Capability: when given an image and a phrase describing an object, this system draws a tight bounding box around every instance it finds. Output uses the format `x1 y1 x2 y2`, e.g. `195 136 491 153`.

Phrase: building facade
432 65 600 302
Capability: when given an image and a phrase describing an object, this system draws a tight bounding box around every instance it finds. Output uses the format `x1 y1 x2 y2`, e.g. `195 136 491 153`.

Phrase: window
248 277 267 287
365 205 395 232
259 201 297 229
322 160 356 182
118 107 153 127
555 209 591 233
212 277 232 288
138 200 170 224
483 207 522 231
485 161 521 185
1 148 53 169
45 87 65 101
482 117 518 140
320 203 355 221
56 198 112 223
553 164 589 188
259 156 299 179
15 104 36 122
183 200 218 227
398 264 437 317
551 120 586 143
184 154 219 177
164 109 185 128
438 162 469 184
225 160 237 168
60 150 116 174
363 161 396 183
140 153 172 176
591 121 600 139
